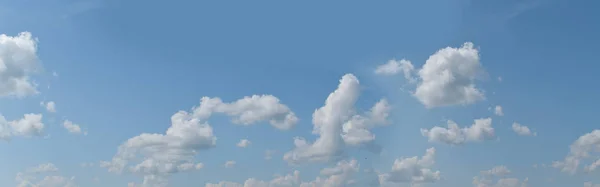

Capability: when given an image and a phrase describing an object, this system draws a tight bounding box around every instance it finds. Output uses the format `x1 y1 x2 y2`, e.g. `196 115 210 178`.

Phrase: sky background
0 0 599 186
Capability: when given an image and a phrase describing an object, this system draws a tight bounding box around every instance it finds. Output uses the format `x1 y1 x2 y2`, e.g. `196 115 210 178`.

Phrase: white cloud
52 71 59 77
481 165 511 177
472 166 528 187
206 170 300 187
300 159 368 187
265 150 277 160
283 74 390 165
195 163 204 170
413 42 486 108
63 120 86 135
494 105 503 116
553 130 600 174
0 113 45 141
207 160 376 187
375 59 416 82
177 162 203 171
0 32 41 98
101 95 296 186
585 182 600 187
342 99 391 146
40 101 57 113
28 163 59 173
224 161 236 168
379 148 441 185
16 164 78 187
237 139 251 148
421 118 495 145
512 123 535 136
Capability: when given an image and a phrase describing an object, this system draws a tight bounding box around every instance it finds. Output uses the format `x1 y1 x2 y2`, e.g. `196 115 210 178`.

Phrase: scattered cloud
494 105 503 116
28 163 59 173
480 165 510 177
472 166 528 187
264 150 277 160
224 161 236 168
379 148 441 185
0 32 41 98
40 101 57 113
0 113 45 141
236 139 251 148
63 120 86 135
421 118 495 145
207 159 377 187
512 123 536 136
585 182 600 187
553 130 600 174
374 59 416 82
101 95 296 186
16 163 78 187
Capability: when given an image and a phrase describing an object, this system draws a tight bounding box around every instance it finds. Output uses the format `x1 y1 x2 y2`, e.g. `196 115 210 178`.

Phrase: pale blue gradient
0 0 598 186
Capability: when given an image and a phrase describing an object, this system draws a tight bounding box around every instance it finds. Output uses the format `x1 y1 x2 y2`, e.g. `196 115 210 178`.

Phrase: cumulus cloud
342 98 391 146
494 105 503 116
378 148 441 185
421 118 495 145
414 42 486 108
0 113 45 141
374 59 416 82
63 120 86 135
472 166 528 187
40 101 57 113
553 130 600 174
0 32 41 98
101 95 295 187
511 123 535 136
237 139 251 148
377 42 487 108
283 74 390 165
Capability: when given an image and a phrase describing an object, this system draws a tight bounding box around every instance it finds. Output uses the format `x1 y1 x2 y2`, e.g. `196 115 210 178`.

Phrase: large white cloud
101 95 297 187
0 32 41 98
375 42 487 108
553 130 600 174
0 113 45 141
414 42 486 108
472 166 528 187
421 118 495 145
283 74 389 165
378 147 441 185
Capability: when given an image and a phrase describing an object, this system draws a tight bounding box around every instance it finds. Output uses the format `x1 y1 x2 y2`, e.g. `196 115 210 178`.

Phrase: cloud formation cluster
101 95 298 186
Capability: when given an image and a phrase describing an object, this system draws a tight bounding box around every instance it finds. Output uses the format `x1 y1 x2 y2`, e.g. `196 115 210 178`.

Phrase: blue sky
0 0 599 186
